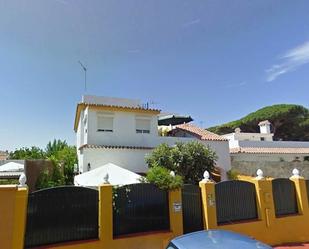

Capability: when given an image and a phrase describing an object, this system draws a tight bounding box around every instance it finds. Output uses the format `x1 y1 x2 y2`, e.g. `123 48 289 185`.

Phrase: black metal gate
181 184 204 234
215 180 258 224
24 186 99 248
113 183 170 237
272 178 298 217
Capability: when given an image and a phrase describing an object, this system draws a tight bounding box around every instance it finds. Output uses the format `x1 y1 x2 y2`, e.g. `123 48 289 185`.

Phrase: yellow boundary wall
0 185 28 249
200 177 309 245
2 177 309 249
0 184 183 249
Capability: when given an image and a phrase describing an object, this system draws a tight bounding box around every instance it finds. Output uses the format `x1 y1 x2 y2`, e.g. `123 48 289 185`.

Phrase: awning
0 162 24 172
74 163 142 186
158 114 193 126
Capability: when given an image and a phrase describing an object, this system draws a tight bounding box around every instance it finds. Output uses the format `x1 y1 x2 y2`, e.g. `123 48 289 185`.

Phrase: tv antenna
149 100 159 108
78 61 87 92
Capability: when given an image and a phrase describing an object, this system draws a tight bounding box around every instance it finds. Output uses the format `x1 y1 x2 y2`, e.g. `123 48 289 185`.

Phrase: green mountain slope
208 104 309 141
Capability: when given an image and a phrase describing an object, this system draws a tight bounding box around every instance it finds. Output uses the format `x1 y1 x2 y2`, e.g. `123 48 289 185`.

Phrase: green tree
53 146 77 185
45 139 68 157
9 139 77 187
9 146 45 159
146 141 217 184
208 104 309 141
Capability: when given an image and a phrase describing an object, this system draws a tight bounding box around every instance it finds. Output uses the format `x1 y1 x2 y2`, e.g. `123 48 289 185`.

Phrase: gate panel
24 186 99 248
181 184 203 234
215 180 258 224
113 183 170 237
272 178 298 217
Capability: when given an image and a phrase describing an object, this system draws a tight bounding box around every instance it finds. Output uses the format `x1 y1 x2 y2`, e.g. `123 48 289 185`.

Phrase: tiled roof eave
80 102 161 112
230 147 309 154
79 144 155 150
174 124 227 141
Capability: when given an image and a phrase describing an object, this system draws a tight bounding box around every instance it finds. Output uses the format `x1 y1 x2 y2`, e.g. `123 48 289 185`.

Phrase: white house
222 120 309 163
74 95 231 180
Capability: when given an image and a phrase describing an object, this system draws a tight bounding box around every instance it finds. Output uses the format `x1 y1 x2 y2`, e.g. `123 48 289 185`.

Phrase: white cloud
183 19 200 28
266 41 309 82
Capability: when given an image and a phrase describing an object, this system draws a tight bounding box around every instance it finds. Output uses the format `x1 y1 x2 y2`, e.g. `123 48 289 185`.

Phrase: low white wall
231 153 309 163
238 140 309 148
82 148 153 173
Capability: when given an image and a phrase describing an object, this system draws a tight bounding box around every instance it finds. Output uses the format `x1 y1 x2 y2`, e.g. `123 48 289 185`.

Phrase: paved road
275 243 309 248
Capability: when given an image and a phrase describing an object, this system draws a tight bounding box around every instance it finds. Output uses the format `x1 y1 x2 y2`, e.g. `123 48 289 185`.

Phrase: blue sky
0 0 309 151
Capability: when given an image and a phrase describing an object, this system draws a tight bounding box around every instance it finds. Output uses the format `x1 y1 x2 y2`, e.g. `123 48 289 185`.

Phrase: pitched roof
79 144 154 150
74 102 161 131
230 147 309 154
173 123 227 141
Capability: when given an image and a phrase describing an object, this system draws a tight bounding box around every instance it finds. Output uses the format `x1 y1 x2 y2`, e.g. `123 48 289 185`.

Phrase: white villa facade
75 95 231 179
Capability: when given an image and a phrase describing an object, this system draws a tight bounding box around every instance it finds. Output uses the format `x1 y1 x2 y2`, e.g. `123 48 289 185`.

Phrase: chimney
258 120 271 134
235 127 241 133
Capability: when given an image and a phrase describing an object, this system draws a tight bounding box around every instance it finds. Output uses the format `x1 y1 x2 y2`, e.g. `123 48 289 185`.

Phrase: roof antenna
78 61 87 92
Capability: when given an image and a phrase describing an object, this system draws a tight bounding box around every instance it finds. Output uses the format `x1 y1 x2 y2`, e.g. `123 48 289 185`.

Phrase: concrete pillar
168 189 183 237
290 177 309 216
250 178 276 228
99 184 113 247
199 181 217 229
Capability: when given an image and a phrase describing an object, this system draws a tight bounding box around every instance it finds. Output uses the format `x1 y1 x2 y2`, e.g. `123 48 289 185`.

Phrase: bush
146 141 217 184
226 169 239 180
144 166 183 190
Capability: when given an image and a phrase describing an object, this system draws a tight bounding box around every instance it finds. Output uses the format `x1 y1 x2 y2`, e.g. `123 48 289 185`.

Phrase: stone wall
231 160 309 179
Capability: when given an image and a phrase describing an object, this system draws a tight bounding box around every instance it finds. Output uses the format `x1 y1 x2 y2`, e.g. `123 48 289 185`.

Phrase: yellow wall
0 185 28 249
200 177 309 246
2 178 309 249
3 185 183 249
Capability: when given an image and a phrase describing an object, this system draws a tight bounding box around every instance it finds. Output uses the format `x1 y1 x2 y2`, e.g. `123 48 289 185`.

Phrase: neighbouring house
222 120 309 178
0 151 8 160
74 95 231 180
0 161 24 180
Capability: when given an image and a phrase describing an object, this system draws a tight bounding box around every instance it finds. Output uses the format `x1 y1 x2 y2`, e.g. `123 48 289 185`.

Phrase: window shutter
136 119 150 133
97 116 113 132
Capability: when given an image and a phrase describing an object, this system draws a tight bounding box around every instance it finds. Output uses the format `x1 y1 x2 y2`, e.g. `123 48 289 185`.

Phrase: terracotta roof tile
174 123 227 141
79 144 154 150
230 147 309 154
80 102 160 112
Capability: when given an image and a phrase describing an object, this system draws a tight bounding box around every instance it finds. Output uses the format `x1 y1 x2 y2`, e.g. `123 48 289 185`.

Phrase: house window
136 118 150 134
260 137 265 141
97 115 113 132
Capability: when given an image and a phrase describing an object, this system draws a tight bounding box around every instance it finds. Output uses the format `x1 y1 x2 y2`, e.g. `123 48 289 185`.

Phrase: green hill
208 104 309 141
